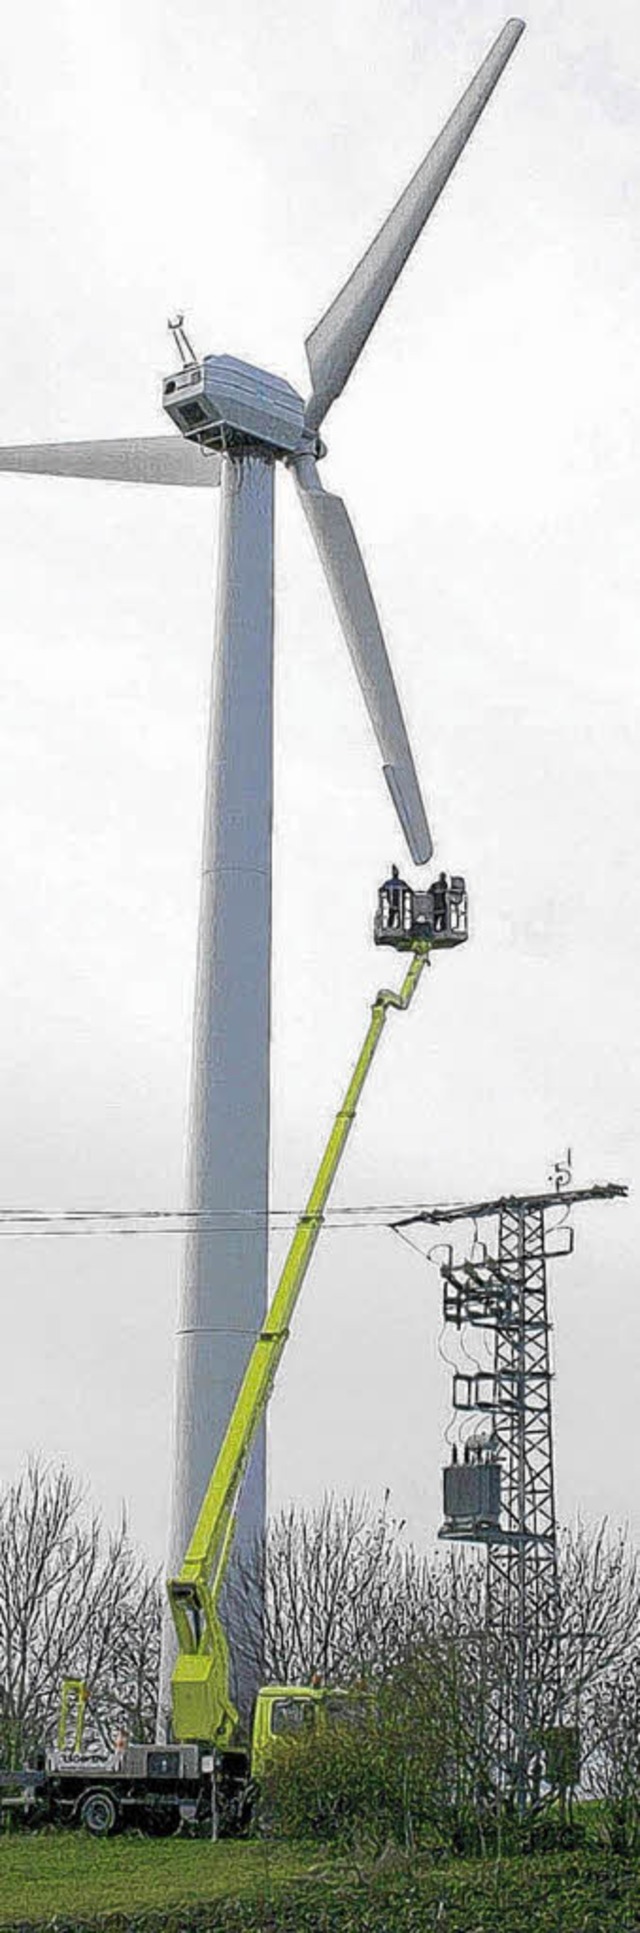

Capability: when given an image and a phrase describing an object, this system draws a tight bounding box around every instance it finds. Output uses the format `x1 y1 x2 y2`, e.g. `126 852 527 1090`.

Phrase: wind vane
167 314 198 369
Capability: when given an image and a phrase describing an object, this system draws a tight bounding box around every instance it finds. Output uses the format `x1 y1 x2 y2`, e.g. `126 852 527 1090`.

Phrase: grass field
0 1834 639 1933
0 1834 313 1927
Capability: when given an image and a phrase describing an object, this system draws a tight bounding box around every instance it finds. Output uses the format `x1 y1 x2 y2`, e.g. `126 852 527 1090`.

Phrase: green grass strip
0 1840 638 1933
0 1834 313 1926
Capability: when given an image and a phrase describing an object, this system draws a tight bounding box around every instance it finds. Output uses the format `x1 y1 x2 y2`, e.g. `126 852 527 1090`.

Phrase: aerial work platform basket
374 870 468 950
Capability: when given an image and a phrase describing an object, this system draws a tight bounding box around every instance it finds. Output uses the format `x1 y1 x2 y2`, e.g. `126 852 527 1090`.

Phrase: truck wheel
79 1789 118 1836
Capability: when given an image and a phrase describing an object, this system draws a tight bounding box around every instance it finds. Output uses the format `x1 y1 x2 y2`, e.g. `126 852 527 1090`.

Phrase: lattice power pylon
396 1181 626 1814
486 1198 563 1813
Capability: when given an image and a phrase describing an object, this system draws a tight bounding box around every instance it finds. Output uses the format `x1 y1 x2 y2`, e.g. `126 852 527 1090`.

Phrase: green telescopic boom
168 943 430 1746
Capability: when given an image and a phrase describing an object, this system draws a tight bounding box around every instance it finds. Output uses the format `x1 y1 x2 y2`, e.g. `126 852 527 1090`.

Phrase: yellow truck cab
250 1685 352 1783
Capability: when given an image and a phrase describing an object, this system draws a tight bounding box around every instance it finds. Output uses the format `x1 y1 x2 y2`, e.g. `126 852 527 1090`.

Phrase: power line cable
0 1202 448 1237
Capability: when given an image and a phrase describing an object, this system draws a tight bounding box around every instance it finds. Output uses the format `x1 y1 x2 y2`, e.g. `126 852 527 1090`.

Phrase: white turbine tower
0 18 524 1724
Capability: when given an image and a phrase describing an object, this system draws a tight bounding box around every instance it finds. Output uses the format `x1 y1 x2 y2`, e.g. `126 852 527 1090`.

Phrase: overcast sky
0 0 638 1566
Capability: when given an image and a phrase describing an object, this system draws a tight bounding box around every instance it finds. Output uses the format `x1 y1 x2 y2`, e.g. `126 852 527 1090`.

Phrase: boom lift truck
3 874 467 1837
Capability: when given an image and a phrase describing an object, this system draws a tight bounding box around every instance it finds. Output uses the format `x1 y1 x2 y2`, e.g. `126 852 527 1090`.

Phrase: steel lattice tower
485 1201 561 1813
397 1182 626 1813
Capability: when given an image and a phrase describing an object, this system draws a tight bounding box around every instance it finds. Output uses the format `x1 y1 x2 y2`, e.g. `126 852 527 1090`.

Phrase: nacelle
162 354 308 456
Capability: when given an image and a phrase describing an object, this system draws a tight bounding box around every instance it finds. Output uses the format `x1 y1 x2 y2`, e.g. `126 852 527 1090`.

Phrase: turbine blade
304 18 524 431
292 455 432 864
0 436 222 486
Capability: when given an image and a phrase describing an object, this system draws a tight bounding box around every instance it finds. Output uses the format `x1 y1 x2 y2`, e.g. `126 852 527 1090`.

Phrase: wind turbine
0 18 524 1722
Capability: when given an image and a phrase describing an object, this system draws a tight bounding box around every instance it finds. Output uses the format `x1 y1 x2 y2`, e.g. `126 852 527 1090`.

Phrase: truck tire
79 1788 118 1836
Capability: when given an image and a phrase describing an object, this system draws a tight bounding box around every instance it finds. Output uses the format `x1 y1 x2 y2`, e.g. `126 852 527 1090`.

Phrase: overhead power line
0 1203 433 1238
0 1183 623 1237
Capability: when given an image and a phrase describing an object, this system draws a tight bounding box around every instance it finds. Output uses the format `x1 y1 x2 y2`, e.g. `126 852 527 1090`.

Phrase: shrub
260 1652 485 1854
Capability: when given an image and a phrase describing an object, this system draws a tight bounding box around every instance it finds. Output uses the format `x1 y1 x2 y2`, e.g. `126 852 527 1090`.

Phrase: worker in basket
431 871 449 932
381 863 409 929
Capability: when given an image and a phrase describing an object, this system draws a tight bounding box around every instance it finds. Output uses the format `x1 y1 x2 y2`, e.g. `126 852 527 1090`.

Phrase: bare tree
401 1522 640 1811
227 1494 535 1696
587 1659 640 1854
0 1460 161 1766
559 1519 640 1718
225 1493 440 1691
